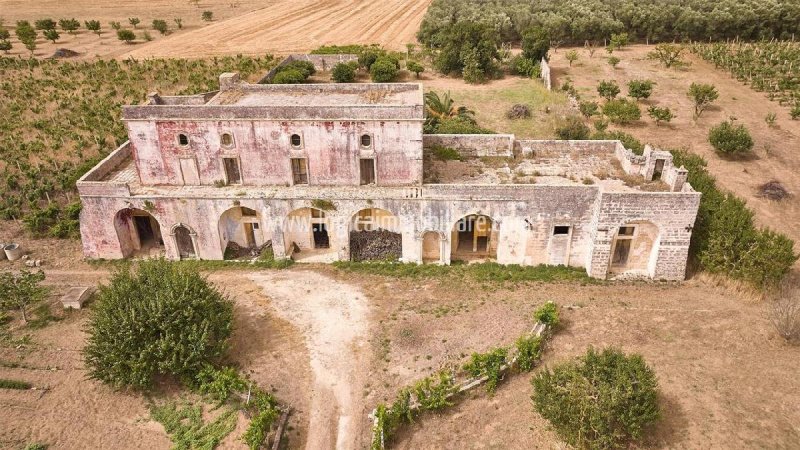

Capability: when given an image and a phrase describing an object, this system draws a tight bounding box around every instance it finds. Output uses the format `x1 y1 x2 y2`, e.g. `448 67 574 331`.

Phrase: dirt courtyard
2 252 799 449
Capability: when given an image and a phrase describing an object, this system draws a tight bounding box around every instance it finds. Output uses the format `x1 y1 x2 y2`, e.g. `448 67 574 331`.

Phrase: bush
688 82 718 118
406 60 425 78
414 370 457 409
791 105 800 120
555 116 590 140
331 62 357 82
370 57 399 82
579 101 599 118
464 347 508 393
770 279 800 344
0 378 33 390
521 26 549 61
83 260 234 389
647 105 675 124
515 335 542 372
117 29 136 43
271 69 306 84
607 56 620 68
429 145 462 161
532 347 660 449
152 19 169 35
708 120 754 155
593 130 644 155
435 116 494 134
282 60 316 78
603 98 641 124
202 11 214 21
508 55 540 78
596 80 620 100
533 301 560 327
627 79 655 101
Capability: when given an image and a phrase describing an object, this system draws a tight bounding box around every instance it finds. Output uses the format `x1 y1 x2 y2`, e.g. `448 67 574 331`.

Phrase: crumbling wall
349 230 402 261
423 134 515 158
258 54 359 83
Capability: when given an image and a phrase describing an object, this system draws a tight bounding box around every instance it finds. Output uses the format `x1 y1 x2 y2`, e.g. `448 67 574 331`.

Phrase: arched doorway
284 207 336 262
451 214 496 262
172 224 197 260
608 220 659 277
218 206 263 259
349 208 402 261
114 208 164 258
422 231 442 263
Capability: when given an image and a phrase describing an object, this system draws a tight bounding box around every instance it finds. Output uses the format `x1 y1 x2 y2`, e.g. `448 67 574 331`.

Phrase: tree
117 29 136 43
521 26 549 62
648 43 685 68
128 17 140 28
15 23 37 55
0 270 48 324
424 91 474 121
607 32 629 52
627 79 655 101
434 21 499 80
579 100 599 118
603 98 641 124
532 347 660 450
43 28 60 43
84 20 101 36
648 105 675 124
34 19 56 30
370 57 399 82
508 55 539 78
555 116 590 140
406 60 424 78
109 21 122 30
708 120 753 155
461 48 486 84
174 18 183 29
202 11 214 21
83 260 234 390
331 62 357 82
688 82 719 118
565 50 578 67
152 19 169 34
607 56 620 68
596 80 620 100
58 18 80 34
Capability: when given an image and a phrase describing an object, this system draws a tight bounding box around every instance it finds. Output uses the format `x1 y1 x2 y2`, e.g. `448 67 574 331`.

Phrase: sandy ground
249 270 370 450
548 45 800 253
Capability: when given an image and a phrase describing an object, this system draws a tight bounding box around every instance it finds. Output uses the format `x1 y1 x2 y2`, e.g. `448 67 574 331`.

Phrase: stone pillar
669 166 689 192
219 72 241 91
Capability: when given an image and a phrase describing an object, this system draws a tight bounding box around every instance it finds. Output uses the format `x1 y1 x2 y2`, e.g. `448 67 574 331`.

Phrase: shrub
555 116 590 140
565 50 578 66
202 11 214 21
35 19 56 30
117 29 136 43
791 105 800 120
84 20 101 36
83 260 234 389
433 21 499 79
688 82 718 118
109 21 122 30
607 32 629 52
370 57 399 82
508 55 540 78
435 116 494 134
406 60 424 78
708 120 754 155
271 69 306 84
0 270 48 324
628 79 655 101
461 49 486 84
521 26 549 62
533 301 560 327
770 279 800 343
283 60 316 77
0 39 11 53
43 29 60 43
128 17 141 28
58 18 80 34
515 335 543 372
603 98 641 124
648 43 685 68
579 101 599 118
607 56 620 68
596 80 620 100
331 62 357 82
532 347 660 449
0 378 33 390
429 145 462 161
414 370 457 409
464 347 508 393
648 105 675 124
152 19 169 34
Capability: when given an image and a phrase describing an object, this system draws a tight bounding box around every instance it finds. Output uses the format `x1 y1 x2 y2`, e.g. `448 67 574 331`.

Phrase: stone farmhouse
77 73 701 280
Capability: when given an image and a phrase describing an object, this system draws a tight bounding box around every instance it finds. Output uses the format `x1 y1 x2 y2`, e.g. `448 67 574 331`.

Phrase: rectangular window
619 226 635 236
360 158 375 185
553 225 570 235
291 158 308 185
223 157 242 184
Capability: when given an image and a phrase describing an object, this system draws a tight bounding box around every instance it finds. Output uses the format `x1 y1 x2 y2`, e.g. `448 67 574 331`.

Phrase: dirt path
249 270 370 450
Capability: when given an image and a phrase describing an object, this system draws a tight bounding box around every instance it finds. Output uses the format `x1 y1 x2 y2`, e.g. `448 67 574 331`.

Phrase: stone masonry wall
423 134 515 157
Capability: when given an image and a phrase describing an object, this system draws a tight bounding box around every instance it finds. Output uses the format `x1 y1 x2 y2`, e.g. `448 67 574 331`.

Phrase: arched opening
218 206 263 259
114 208 164 258
608 220 659 277
349 208 401 261
172 224 197 260
284 207 336 262
451 214 496 262
422 231 442 264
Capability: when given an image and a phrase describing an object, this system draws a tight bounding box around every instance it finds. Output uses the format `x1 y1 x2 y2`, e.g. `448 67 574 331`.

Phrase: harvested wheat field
122 0 433 58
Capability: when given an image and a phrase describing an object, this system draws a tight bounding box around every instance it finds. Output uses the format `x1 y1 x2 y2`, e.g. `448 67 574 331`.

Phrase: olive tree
627 79 655 101
117 29 136 43
0 270 49 324
332 62 357 82
708 120 753 155
85 20 101 36
648 43 685 68
596 80 620 100
688 83 719 119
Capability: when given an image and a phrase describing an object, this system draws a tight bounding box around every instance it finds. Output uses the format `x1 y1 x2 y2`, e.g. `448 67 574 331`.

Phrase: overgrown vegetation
424 91 494 134
0 56 276 237
150 402 238 450
0 378 33 390
708 119 754 155
333 261 595 283
532 347 660 450
670 149 797 288
463 347 508 393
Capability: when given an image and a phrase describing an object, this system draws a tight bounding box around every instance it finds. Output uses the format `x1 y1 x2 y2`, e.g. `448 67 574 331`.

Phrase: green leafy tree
202 11 214 22
647 43 685 68
532 347 660 449
607 32 629 52
688 83 719 118
84 20 101 36
565 49 578 67
15 22 37 43
434 21 499 79
370 57 399 82
34 19 56 30
708 120 754 155
579 100 599 118
647 105 675 124
607 56 620 68
508 55 540 78
596 80 620 100
461 48 486 83
555 116 590 140
128 17 140 28
152 19 169 34
627 79 655 101
117 29 136 43
603 98 641 124
522 26 550 62
406 60 424 78
0 270 49 323
331 62 357 82
58 18 80 34
43 28 60 43
83 260 234 390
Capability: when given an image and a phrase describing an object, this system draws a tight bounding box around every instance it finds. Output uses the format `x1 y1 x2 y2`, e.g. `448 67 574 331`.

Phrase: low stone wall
78 141 131 182
540 58 552 90
259 54 358 83
422 134 515 158
516 139 619 158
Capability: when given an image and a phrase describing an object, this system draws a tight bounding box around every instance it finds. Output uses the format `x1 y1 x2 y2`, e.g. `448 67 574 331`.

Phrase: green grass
436 78 570 138
0 378 33 390
332 261 595 283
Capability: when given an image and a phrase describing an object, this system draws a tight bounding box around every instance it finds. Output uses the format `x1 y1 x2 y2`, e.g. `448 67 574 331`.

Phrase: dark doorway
360 158 375 185
653 159 665 180
223 157 242 184
455 216 488 253
134 216 156 246
174 226 196 259
612 239 632 266
313 223 330 248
